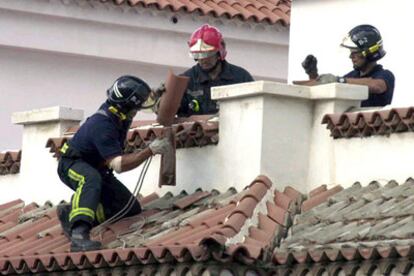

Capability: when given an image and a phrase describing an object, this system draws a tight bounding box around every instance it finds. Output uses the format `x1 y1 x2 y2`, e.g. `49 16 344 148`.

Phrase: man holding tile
177 24 254 116
57 75 170 252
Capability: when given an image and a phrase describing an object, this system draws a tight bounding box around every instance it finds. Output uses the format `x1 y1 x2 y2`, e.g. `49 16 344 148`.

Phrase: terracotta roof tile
0 175 302 274
102 0 291 25
301 185 343 212
273 178 414 272
322 107 414 139
46 115 218 159
0 150 21 175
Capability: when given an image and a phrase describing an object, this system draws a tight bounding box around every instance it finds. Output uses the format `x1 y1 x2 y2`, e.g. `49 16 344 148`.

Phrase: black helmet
107 75 151 112
340 24 386 61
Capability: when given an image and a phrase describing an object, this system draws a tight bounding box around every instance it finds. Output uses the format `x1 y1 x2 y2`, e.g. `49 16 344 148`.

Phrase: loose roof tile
46 115 219 159
0 150 21 176
322 107 414 139
100 0 291 25
273 178 414 271
0 175 300 274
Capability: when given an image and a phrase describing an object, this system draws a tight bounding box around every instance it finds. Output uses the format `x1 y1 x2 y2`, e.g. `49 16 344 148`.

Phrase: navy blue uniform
57 102 141 228
178 61 254 116
344 65 395 107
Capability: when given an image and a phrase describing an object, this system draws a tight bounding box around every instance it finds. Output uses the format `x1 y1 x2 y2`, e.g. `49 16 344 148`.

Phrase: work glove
302 54 318 79
149 137 170 155
317 73 338 84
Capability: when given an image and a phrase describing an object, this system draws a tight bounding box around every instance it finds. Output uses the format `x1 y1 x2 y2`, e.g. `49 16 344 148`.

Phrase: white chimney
212 81 367 192
11 106 83 203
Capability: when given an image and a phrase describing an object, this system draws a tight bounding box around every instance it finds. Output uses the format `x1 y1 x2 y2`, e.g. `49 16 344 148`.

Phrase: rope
91 129 185 238
91 155 153 236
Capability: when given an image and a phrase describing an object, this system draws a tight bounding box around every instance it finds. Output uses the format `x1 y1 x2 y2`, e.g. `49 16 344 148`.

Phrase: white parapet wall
332 132 414 188
1 81 373 205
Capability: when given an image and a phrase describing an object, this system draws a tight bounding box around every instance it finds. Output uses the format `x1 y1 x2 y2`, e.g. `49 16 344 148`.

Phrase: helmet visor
140 92 157 109
189 51 218 60
340 34 359 50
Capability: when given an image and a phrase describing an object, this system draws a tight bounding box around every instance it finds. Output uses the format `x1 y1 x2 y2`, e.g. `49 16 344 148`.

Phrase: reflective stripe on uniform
67 168 95 222
60 143 69 154
96 203 105 224
69 208 95 221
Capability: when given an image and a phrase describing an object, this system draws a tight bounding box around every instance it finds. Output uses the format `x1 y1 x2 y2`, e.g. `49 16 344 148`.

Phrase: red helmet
188 24 227 60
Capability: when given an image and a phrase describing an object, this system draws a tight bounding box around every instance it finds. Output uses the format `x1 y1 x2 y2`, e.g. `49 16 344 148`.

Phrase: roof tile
46 115 219 159
104 0 290 25
0 150 21 176
322 107 414 139
273 178 414 270
0 175 301 274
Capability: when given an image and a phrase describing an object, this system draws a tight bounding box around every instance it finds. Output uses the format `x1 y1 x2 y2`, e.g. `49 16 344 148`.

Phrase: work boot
56 204 71 239
70 222 102 252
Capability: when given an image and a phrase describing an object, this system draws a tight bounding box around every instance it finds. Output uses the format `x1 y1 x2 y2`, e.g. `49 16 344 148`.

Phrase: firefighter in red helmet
176 24 254 116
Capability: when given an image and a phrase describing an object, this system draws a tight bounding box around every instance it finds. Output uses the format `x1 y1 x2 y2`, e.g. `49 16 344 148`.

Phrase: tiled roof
0 151 21 176
0 175 302 274
272 179 414 275
102 0 291 25
46 115 219 158
322 107 414 139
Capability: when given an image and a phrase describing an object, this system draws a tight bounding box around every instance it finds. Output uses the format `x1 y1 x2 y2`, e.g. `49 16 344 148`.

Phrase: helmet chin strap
108 105 128 121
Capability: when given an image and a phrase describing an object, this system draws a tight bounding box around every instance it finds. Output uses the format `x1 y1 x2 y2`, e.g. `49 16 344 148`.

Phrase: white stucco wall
289 0 411 107
2 82 414 205
0 0 289 150
333 133 414 188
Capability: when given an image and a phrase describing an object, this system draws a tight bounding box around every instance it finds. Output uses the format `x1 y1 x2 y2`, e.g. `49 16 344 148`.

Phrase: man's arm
107 137 170 173
343 77 387 94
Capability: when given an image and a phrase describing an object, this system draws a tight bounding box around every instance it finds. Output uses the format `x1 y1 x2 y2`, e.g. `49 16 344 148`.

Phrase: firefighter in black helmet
300 24 395 107
56 75 170 252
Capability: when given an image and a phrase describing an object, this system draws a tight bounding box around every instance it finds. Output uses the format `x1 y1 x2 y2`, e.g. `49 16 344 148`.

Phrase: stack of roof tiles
0 151 21 176
46 115 219 158
0 175 302 275
101 0 291 25
272 179 414 275
322 107 414 139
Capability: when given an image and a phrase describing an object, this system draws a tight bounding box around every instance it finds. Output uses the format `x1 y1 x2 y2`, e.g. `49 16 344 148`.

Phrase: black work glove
302 54 318 79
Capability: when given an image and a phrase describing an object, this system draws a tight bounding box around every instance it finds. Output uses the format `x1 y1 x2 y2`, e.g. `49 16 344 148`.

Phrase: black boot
70 222 102 252
56 204 71 239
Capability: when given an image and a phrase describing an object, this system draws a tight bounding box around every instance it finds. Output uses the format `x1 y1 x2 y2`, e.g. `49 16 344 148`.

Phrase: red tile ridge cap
198 176 275 249
283 186 302 202
223 176 277 246
301 185 343 212
0 200 25 218
309 185 327 198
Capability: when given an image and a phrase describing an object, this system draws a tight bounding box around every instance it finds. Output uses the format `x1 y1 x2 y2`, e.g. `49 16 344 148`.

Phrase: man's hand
149 137 170 155
317 74 338 84
302 54 318 79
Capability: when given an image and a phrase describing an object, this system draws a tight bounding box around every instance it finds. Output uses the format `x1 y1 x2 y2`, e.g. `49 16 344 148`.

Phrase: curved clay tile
102 0 290 25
